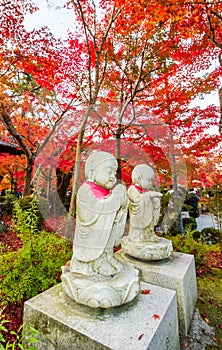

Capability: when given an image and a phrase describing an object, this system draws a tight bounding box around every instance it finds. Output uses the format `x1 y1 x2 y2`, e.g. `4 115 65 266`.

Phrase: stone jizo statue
128 164 162 243
121 164 173 261
61 151 139 308
70 150 128 277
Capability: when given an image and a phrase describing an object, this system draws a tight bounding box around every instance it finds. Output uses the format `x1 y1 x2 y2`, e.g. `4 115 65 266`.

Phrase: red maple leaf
138 334 144 340
152 314 160 320
140 289 151 294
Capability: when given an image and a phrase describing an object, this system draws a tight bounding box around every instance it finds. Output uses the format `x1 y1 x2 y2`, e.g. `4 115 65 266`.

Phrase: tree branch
0 104 33 159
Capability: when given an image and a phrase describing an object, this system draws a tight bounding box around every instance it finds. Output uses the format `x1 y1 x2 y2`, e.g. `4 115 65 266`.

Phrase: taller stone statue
71 151 128 277
61 151 139 308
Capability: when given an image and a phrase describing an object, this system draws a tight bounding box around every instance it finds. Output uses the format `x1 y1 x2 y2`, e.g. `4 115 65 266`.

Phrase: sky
24 0 220 113
24 0 73 39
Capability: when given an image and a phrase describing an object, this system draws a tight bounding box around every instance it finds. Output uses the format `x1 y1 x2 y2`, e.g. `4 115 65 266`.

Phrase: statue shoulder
77 182 93 200
149 191 163 198
128 185 141 200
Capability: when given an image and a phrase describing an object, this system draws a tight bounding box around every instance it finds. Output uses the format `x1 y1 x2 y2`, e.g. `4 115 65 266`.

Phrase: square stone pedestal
116 251 197 336
23 282 179 350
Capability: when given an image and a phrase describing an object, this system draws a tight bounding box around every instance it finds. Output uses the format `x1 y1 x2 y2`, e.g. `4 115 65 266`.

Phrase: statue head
85 151 118 189
132 164 154 190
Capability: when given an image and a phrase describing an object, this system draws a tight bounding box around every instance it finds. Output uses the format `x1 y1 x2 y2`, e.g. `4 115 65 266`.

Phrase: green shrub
13 196 44 236
4 192 18 215
0 243 6 255
166 216 197 236
0 312 39 350
0 195 5 201
201 227 221 245
170 232 221 278
182 216 197 232
0 231 72 305
166 221 178 236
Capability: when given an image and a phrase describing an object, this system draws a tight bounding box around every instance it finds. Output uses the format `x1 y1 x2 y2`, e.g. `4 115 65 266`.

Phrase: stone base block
23 282 179 350
116 250 197 336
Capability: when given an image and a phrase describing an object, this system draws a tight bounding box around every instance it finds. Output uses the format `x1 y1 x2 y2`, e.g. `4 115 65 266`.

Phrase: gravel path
180 214 218 349
180 308 216 349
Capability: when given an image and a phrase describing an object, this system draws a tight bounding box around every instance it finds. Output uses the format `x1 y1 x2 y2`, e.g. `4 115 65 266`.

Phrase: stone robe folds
70 182 127 273
128 185 162 241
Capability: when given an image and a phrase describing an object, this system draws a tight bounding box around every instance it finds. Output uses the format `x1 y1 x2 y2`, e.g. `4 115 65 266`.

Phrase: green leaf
9 331 16 336
0 333 6 342
0 325 8 333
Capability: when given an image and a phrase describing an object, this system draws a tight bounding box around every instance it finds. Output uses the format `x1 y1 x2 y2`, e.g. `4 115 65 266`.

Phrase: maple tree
186 151 222 190
59 1 125 227
59 1 182 189
112 3 220 127
0 154 25 193
0 0 80 196
0 0 221 224
41 0 221 211
54 1 221 241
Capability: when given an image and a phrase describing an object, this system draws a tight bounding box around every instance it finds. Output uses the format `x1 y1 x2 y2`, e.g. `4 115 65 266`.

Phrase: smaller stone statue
128 164 162 243
61 151 139 308
121 164 173 261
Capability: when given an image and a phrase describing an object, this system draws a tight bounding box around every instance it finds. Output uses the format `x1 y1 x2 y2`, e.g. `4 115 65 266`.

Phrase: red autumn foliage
0 0 221 197
1 302 24 346
0 1 221 343
0 229 22 254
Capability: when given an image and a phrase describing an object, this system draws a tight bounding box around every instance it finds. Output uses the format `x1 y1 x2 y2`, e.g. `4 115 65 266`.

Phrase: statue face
140 175 153 190
132 164 154 190
93 160 117 189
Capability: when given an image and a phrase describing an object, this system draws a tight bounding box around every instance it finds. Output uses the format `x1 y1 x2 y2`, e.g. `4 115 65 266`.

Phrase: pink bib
132 184 148 193
86 181 111 199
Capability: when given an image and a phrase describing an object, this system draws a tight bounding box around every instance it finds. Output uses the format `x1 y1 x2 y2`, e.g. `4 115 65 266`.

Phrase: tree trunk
69 113 89 216
56 169 72 205
115 126 122 181
1 106 34 196
219 86 222 134
65 108 92 241
23 156 34 197
219 55 222 134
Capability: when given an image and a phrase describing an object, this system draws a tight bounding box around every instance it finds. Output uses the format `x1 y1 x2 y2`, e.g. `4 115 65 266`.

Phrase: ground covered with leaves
0 214 222 349
171 234 222 349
